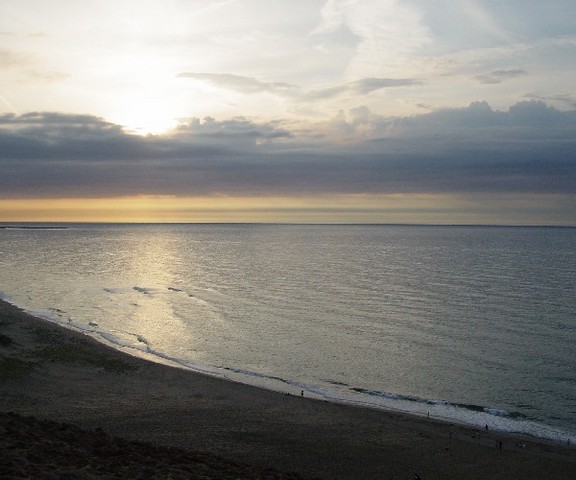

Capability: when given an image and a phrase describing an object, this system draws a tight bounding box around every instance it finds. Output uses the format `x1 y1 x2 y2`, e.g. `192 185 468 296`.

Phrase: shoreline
11 296 576 447
1 298 575 479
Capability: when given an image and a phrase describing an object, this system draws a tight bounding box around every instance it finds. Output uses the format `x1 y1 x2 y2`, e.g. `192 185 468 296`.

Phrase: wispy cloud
177 72 420 101
176 73 297 95
461 0 513 43
475 69 528 84
348 77 421 94
0 48 25 67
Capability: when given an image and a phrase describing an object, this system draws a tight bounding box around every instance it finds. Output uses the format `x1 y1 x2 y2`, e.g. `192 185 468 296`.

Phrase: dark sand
1 299 575 479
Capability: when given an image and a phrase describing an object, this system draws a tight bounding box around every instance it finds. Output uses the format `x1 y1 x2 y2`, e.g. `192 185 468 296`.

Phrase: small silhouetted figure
485 424 489 431
300 390 304 397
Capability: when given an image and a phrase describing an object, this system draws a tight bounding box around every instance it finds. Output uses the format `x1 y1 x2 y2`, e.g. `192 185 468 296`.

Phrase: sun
108 102 180 135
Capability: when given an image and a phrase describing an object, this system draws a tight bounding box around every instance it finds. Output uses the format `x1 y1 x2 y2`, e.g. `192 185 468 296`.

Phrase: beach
1 299 575 479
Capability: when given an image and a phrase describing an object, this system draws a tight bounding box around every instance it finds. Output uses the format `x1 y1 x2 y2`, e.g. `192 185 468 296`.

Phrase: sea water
0 224 575 443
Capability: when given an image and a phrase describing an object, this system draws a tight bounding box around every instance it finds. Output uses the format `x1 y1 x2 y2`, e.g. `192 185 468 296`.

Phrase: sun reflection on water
116 228 197 354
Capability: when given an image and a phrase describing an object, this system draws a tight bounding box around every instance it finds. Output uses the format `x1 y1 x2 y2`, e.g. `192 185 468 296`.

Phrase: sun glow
109 102 180 135
0 193 503 224
1 193 571 225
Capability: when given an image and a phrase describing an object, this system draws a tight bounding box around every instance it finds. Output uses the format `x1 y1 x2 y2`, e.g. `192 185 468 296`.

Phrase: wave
103 285 195 298
328 387 574 444
349 387 526 420
2 292 574 446
154 359 576 445
133 286 153 295
126 352 571 444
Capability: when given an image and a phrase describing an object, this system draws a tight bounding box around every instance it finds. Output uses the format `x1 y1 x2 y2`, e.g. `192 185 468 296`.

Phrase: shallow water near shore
1 223 575 442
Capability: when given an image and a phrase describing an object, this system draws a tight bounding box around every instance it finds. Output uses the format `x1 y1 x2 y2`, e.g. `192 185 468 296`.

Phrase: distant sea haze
1 224 575 443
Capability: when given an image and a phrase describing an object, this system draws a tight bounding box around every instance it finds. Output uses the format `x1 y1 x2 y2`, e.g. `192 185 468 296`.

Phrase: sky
1 0 575 224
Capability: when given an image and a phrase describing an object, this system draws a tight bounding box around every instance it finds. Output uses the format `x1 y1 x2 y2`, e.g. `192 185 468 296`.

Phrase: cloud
333 0 431 78
177 72 420 101
461 0 512 43
348 77 421 94
176 73 297 95
0 48 25 67
0 102 575 200
524 93 576 110
0 112 142 160
0 46 67 85
310 0 348 35
475 68 527 84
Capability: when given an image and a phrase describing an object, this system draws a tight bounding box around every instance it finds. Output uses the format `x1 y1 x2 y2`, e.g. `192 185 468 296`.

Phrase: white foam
4 292 575 445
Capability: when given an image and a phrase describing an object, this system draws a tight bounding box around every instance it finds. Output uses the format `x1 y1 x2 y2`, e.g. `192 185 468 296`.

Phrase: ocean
1 223 575 443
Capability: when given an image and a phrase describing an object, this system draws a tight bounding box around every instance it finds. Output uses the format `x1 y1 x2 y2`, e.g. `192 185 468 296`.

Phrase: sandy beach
1 299 575 479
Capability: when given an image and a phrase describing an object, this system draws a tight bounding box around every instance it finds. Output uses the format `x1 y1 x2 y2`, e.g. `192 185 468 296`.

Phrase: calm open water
1 224 575 442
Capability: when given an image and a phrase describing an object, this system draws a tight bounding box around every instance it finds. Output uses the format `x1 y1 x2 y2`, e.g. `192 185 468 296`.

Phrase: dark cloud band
1 101 575 199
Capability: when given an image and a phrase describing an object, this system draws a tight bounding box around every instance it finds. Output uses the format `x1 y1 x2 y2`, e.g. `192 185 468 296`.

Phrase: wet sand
1 299 575 479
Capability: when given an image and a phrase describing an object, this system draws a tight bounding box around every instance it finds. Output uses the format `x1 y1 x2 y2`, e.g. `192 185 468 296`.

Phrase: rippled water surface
1 224 575 441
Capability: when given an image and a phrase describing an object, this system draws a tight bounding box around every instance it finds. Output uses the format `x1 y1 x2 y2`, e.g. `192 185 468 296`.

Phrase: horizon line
1 221 575 229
